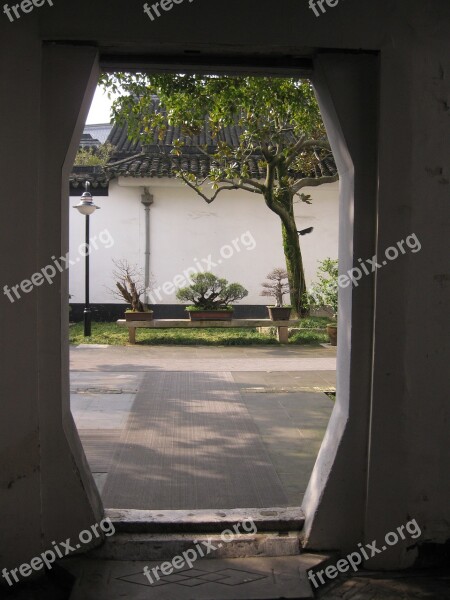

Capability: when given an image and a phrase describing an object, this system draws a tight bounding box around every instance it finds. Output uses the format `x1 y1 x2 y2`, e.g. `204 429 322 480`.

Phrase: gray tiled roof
84 123 113 145
70 166 110 191
104 114 267 179
104 149 266 180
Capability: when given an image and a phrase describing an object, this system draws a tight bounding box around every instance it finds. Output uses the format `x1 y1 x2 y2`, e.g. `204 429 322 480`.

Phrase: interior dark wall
0 0 449 572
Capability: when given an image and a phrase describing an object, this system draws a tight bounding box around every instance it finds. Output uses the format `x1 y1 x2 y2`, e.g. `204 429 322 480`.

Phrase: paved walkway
101 371 290 509
70 345 336 508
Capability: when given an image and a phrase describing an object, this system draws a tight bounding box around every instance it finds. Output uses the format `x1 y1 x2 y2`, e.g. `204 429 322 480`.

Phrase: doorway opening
68 68 339 518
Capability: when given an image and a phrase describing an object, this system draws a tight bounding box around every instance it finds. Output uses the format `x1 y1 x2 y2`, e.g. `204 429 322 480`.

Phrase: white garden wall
69 178 339 305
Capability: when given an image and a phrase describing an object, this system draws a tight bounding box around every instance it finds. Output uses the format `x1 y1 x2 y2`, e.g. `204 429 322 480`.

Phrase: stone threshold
105 507 305 534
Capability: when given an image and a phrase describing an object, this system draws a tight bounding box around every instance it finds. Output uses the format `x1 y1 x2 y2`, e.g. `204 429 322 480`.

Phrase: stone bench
117 319 300 345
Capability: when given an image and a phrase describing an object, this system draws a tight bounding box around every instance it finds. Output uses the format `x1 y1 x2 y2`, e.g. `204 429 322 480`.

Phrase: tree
73 142 115 166
110 259 147 312
176 272 248 309
260 268 290 307
100 74 338 314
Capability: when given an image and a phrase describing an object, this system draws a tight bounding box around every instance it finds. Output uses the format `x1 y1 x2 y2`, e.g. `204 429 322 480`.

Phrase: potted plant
111 259 154 321
261 268 292 320
307 258 338 345
176 272 248 320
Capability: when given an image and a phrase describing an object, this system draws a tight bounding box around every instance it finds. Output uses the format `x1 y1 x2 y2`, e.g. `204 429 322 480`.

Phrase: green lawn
69 317 330 346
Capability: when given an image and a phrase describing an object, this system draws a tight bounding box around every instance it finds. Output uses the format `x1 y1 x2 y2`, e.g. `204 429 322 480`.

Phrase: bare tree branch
292 174 339 194
176 172 257 203
222 177 265 193
177 171 264 203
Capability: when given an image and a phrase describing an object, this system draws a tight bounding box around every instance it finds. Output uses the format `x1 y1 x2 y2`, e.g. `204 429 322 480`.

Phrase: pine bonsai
176 272 248 310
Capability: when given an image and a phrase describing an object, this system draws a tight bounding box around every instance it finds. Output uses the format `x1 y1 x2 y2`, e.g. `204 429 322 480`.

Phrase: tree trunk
282 216 306 317
263 178 306 316
264 158 306 317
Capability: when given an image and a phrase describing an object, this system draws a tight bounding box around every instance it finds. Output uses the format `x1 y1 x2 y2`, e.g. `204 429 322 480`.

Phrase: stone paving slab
71 394 135 429
70 370 144 392
67 556 320 600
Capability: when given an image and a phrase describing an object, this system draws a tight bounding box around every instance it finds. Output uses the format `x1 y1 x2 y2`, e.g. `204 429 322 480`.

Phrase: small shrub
306 258 338 318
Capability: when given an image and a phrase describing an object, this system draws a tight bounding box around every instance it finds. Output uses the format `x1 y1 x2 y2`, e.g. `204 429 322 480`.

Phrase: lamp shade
73 182 100 215
73 200 100 216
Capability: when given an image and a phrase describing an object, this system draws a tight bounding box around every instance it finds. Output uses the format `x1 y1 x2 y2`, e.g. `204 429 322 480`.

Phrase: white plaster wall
69 178 339 305
294 181 340 283
69 184 143 303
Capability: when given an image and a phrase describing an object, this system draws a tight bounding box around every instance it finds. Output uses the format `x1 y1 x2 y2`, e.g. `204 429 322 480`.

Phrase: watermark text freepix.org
143 518 257 585
308 518 422 589
2 518 115 586
147 230 256 304
3 0 53 22
3 229 114 304
338 233 421 289
143 0 194 22
309 0 345 18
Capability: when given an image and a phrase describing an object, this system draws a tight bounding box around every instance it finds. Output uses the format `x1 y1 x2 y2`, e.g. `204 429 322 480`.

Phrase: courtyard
70 342 336 510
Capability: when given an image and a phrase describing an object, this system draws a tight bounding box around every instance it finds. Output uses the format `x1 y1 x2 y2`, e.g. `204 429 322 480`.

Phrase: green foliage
298 316 330 329
289 329 329 345
73 143 115 166
99 74 330 184
306 258 339 318
176 272 248 309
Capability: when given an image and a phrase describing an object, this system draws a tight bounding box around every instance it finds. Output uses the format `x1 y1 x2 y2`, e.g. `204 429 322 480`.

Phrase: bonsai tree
261 268 291 307
176 272 248 310
307 258 338 319
110 259 149 312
